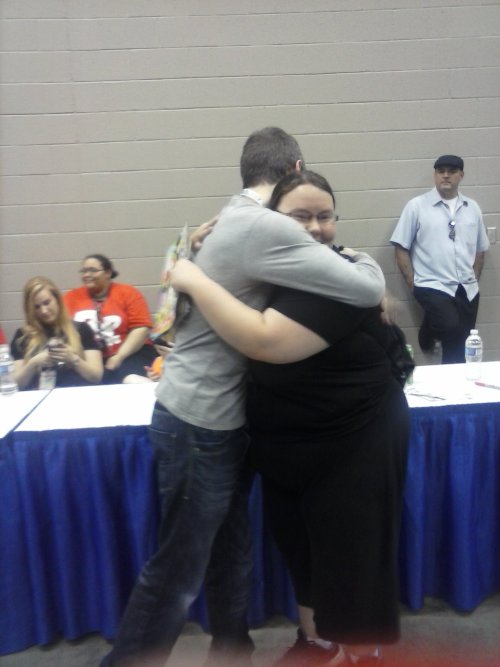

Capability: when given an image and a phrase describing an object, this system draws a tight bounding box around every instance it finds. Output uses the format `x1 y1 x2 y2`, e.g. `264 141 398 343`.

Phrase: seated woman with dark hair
64 254 157 384
12 276 103 390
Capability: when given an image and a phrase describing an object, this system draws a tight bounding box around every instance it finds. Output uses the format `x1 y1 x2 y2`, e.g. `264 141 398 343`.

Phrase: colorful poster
150 225 191 341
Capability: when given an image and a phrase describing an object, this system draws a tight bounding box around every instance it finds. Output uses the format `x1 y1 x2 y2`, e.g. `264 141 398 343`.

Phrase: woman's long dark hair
269 170 336 211
83 254 119 279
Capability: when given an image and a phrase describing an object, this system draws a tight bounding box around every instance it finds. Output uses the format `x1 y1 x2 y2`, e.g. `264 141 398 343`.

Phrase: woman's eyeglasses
289 212 339 225
448 220 456 241
79 268 104 275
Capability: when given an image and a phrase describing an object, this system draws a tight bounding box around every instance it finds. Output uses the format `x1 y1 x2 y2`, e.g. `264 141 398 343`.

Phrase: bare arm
47 341 103 383
105 326 149 370
473 251 485 280
13 349 51 390
14 345 103 387
72 349 103 382
170 259 328 363
394 245 414 290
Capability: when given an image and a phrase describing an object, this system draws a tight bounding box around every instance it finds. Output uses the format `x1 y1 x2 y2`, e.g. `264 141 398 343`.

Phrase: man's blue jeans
100 402 250 666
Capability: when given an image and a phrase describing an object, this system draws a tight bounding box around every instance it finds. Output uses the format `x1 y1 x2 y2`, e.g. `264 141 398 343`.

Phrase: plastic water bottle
0 344 18 396
464 329 483 381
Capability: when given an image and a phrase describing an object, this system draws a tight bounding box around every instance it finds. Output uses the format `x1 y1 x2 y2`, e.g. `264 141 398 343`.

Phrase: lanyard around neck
92 296 107 350
241 188 264 207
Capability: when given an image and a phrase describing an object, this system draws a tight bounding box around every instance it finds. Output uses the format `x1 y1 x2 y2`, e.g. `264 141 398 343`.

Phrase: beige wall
1 0 499 364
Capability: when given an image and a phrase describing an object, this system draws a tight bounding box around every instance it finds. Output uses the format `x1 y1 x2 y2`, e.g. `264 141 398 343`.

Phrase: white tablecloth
9 361 500 432
405 360 500 408
0 390 49 439
14 384 157 432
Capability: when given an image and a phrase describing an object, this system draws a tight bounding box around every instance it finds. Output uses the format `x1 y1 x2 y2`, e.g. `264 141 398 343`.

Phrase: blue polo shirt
390 187 489 300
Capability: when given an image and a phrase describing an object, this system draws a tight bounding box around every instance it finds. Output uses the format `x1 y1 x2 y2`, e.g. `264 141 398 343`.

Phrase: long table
400 362 500 613
1 365 500 655
0 390 49 441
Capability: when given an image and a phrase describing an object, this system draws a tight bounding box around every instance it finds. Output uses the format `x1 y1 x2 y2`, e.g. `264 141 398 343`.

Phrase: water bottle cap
470 329 479 335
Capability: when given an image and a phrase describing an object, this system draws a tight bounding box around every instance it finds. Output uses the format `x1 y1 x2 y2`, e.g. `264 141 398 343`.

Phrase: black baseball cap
434 155 464 170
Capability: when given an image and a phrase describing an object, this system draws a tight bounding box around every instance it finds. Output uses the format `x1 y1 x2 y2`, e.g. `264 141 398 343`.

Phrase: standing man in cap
391 155 489 364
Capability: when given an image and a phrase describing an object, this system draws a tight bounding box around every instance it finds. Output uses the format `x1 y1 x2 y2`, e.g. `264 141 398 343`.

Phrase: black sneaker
272 628 347 666
418 317 435 352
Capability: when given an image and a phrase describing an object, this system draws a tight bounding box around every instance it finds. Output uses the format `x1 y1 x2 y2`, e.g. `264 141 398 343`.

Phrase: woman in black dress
171 171 410 666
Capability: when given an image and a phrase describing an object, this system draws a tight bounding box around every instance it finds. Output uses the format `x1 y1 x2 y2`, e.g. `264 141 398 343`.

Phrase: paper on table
405 361 500 407
405 388 446 401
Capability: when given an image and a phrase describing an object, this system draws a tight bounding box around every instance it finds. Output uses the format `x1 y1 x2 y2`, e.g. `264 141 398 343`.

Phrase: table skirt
2 402 500 655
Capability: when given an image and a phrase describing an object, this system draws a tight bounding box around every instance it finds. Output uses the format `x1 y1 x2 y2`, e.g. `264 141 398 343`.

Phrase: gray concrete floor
1 596 500 667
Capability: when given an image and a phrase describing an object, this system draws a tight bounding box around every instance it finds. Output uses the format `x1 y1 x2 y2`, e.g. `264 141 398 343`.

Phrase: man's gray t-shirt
156 194 385 430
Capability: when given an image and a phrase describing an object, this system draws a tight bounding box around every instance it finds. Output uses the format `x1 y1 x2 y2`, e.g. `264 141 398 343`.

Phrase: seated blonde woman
11 276 103 390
